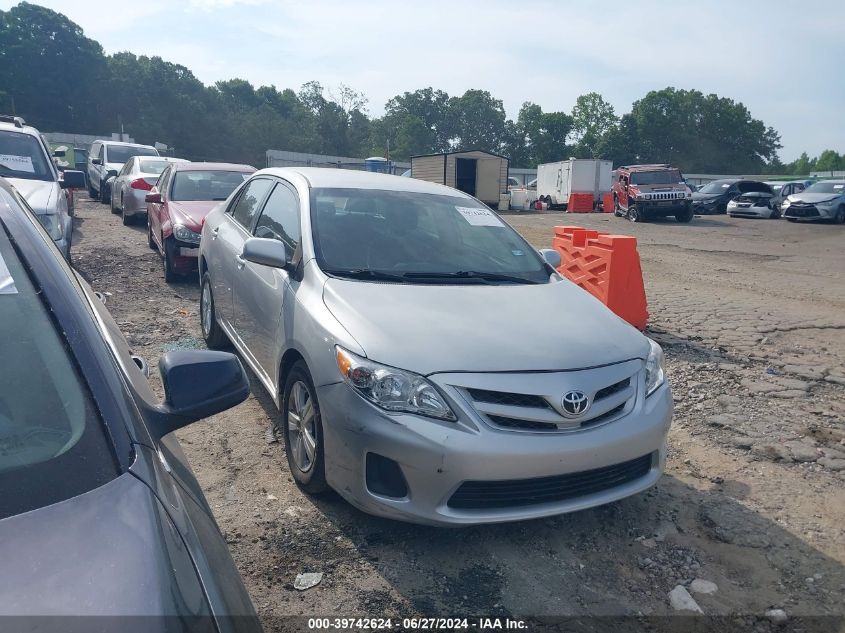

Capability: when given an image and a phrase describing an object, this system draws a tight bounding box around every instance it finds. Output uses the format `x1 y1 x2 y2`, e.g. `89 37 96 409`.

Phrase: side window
230 178 273 230
156 166 171 193
253 183 301 251
98 145 105 161
119 158 133 177
794 183 805 193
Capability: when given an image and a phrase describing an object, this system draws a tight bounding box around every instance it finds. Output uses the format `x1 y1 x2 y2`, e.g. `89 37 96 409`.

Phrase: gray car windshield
0 131 53 182
804 182 844 194
0 203 117 520
105 145 158 164
630 170 682 185
171 170 250 201
311 188 548 284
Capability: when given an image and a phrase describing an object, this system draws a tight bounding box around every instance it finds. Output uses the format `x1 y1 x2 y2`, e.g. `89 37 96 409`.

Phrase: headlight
640 193 651 200
335 347 457 421
781 199 791 209
37 213 63 240
645 339 665 397
172 224 201 244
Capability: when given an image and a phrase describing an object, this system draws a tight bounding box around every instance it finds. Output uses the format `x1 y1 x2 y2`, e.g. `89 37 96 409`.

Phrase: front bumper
636 199 691 217
318 375 672 526
728 204 772 218
784 204 830 220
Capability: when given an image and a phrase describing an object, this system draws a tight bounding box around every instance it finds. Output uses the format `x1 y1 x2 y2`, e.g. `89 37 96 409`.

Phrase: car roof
173 162 255 172
93 140 157 149
258 167 475 197
0 121 42 137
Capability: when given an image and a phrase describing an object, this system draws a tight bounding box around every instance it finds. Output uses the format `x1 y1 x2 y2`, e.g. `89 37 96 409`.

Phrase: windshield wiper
324 268 407 282
401 271 540 284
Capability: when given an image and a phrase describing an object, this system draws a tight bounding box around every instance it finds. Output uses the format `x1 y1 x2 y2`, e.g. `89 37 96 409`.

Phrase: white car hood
323 277 649 375
5 178 56 215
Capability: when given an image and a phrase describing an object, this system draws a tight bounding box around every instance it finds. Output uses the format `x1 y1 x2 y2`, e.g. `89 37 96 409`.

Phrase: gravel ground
69 195 844 632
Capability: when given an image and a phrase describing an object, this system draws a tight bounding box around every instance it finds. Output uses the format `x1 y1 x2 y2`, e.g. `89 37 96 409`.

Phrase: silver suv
0 115 84 259
198 168 672 526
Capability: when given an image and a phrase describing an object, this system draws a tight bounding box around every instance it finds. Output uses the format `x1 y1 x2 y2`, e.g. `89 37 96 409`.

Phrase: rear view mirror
151 350 249 437
242 237 292 270
61 170 85 189
539 248 561 269
145 193 162 204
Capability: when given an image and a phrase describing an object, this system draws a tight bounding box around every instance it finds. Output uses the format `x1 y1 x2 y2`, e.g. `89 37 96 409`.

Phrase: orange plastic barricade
567 193 594 213
552 225 649 330
602 192 614 213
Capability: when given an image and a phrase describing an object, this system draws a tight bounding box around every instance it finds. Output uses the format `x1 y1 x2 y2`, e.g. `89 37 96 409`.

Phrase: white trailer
536 159 612 208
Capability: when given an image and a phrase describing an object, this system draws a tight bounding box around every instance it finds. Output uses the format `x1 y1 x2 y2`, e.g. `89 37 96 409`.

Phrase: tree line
0 2 838 174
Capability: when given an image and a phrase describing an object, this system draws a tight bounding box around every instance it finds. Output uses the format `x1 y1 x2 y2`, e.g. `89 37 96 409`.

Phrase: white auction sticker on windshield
456 206 504 227
0 154 34 173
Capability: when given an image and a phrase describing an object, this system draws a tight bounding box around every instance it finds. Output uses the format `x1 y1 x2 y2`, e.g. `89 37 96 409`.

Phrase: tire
282 361 328 494
628 204 641 222
162 236 178 282
770 207 781 220
675 205 694 223
787 218 798 223
200 271 229 348
99 180 110 205
834 207 845 224
121 201 133 226
88 179 97 199
147 217 156 250
110 190 120 214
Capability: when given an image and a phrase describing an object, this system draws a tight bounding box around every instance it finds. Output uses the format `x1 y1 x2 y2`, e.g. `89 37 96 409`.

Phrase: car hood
6 177 56 215
322 277 649 375
105 162 124 173
169 201 221 230
789 192 842 204
691 191 723 201
0 473 207 616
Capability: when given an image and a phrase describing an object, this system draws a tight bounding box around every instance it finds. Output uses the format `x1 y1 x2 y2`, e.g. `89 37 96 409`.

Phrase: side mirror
53 149 66 158
145 192 162 204
92 158 102 165
242 237 292 270
539 248 561 269
60 170 86 189
151 350 249 438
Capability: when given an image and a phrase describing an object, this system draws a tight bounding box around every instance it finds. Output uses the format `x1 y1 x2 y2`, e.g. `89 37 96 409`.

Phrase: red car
146 162 256 281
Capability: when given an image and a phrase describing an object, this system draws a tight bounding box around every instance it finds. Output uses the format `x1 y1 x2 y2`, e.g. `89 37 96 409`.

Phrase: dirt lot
70 196 844 631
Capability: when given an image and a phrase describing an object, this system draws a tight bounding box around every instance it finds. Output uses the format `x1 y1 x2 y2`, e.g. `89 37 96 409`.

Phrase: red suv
611 164 693 223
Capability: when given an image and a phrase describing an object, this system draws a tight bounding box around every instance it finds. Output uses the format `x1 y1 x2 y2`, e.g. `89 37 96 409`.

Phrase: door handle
236 253 245 270
211 226 220 240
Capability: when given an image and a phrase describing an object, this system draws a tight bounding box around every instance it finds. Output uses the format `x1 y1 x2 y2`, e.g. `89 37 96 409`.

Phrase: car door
207 177 274 336
148 165 171 245
234 180 302 383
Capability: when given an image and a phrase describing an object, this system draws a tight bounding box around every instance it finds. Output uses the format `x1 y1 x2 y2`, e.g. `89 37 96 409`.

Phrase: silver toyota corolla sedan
198 168 672 526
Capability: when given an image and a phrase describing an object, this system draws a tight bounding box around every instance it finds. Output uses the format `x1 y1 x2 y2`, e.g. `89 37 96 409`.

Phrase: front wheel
770 207 781 219
162 237 179 282
282 361 329 494
628 204 641 222
200 272 229 348
99 180 110 205
675 205 694 223
834 207 845 224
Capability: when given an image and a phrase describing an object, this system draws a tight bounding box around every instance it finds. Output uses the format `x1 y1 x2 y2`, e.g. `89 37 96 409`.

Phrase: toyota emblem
561 390 590 417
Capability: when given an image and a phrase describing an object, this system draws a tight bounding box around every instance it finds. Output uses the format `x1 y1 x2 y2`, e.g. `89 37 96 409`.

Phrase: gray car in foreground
0 179 260 630
198 168 672 526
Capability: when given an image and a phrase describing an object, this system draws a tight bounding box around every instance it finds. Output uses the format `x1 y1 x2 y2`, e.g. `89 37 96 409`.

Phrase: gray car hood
789 192 842 204
6 177 56 215
0 473 205 616
323 278 648 374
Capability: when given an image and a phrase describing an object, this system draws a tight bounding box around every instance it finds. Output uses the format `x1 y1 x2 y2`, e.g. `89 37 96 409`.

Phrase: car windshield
0 131 53 182
803 181 844 194
105 145 158 164
311 188 549 284
629 170 682 185
138 159 172 175
766 183 784 193
0 192 118 520
171 170 250 201
699 180 735 194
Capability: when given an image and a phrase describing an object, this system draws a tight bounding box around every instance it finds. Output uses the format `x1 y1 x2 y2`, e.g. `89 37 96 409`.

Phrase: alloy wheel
287 381 317 473
201 282 213 339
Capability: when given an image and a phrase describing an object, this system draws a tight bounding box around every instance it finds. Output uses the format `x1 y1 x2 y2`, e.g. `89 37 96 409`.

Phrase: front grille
466 388 551 410
487 402 626 432
595 378 629 401
786 205 819 218
447 453 654 509
649 192 684 200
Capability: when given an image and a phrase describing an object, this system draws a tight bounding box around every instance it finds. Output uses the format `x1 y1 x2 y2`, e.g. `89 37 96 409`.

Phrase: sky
3 0 843 162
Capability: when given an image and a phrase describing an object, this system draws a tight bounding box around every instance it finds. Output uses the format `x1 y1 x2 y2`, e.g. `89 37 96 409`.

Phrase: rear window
105 145 158 164
0 193 118 520
138 159 171 175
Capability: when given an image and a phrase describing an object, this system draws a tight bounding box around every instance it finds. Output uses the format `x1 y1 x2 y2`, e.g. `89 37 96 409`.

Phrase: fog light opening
365 453 409 499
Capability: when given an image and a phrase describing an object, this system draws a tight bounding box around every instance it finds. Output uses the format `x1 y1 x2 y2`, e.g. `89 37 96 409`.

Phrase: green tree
789 152 815 175
445 89 507 153
814 149 842 172
570 92 618 158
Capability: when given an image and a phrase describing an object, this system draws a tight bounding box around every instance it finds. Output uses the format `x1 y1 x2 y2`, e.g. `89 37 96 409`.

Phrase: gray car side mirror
539 248 561 269
242 237 293 271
